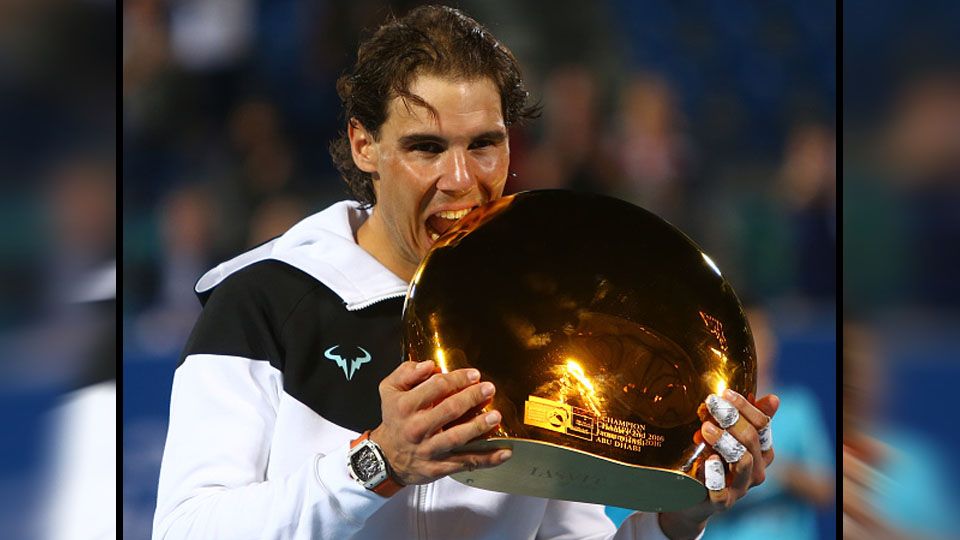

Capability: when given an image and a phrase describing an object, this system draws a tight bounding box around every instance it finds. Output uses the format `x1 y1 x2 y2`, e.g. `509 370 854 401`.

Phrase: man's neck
356 216 416 282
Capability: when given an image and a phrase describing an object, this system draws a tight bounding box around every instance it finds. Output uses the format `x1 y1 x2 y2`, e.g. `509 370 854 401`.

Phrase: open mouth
426 207 476 241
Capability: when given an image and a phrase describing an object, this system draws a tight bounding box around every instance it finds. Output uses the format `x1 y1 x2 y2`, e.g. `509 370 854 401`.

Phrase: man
153 6 778 539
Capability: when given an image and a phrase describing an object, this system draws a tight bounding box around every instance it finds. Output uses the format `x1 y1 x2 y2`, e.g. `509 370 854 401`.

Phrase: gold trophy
402 190 756 512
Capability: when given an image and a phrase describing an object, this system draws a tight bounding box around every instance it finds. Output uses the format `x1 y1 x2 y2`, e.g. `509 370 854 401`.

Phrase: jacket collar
195 201 409 310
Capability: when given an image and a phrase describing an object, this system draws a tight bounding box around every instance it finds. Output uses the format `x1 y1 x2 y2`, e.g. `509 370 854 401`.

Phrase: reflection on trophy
403 190 756 512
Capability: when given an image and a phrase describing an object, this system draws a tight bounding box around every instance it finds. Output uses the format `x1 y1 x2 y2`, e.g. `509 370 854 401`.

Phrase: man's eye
411 142 444 154
469 140 494 150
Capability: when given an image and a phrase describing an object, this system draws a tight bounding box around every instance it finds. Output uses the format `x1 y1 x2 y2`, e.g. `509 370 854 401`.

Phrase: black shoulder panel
180 260 320 371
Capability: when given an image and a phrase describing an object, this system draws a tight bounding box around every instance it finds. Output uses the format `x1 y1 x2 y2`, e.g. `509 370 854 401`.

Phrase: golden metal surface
402 190 756 511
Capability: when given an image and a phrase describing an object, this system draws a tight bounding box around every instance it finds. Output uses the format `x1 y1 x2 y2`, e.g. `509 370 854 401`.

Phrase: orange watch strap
349 430 370 448
351 430 404 497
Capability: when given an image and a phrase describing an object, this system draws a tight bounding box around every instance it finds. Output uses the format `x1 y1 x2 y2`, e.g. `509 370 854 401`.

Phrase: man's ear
347 119 378 173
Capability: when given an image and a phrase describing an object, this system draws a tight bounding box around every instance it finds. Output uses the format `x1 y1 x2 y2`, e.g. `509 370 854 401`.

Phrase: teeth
437 208 471 220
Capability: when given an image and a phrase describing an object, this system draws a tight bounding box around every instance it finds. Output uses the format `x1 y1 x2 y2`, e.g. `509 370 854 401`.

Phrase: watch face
352 446 382 483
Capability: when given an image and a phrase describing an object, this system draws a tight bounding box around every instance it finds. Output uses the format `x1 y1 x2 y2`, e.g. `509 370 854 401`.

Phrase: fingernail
706 394 739 429
480 382 495 397
498 449 512 462
419 360 435 370
704 457 725 491
485 411 501 425
702 422 720 438
467 369 481 382
713 431 746 463
723 388 740 402
758 425 773 452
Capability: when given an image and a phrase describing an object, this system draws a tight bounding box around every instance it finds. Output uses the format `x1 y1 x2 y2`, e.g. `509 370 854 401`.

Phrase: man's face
353 74 510 279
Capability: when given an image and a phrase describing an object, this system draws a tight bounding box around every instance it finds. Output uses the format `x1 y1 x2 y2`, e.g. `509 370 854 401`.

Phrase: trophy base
450 438 706 513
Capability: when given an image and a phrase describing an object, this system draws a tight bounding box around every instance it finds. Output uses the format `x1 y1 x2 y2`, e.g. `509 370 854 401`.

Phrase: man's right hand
370 360 512 486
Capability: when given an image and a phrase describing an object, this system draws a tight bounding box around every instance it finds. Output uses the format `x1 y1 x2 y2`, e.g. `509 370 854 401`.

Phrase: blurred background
844 0 960 538
120 1 837 539
0 0 116 538
6 0 957 535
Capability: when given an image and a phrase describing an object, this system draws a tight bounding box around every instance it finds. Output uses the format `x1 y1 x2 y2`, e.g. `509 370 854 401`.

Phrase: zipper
415 482 431 539
346 289 407 311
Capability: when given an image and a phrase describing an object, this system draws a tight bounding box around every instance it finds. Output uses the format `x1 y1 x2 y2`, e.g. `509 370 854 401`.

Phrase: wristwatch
348 430 404 497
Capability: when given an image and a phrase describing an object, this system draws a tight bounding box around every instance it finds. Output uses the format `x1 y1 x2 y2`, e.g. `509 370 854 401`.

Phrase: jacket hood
194 201 409 310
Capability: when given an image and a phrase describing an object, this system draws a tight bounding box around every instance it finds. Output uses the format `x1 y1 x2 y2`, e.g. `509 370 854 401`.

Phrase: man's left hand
657 392 780 540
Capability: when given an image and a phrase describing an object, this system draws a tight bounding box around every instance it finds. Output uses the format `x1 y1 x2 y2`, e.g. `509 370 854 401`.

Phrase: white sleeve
41 382 117 540
613 511 705 540
152 354 391 540
536 500 705 540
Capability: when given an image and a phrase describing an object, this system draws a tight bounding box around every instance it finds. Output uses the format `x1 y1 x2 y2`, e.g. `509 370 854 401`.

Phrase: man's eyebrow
397 130 507 147
398 133 446 146
473 130 507 142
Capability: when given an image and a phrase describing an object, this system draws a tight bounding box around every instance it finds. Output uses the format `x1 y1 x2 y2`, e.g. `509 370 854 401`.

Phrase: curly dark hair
329 4 540 207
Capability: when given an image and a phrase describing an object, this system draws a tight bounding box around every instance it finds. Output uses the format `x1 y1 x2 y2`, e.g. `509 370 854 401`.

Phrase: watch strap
350 430 404 497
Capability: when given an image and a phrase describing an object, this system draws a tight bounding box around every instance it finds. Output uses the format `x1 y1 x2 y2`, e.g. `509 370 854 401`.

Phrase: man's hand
369 360 512 486
658 392 780 540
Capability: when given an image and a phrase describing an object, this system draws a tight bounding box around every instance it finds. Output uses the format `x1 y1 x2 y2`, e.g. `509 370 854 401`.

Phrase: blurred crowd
0 2 116 537
845 69 960 312
843 1 960 538
0 0 115 336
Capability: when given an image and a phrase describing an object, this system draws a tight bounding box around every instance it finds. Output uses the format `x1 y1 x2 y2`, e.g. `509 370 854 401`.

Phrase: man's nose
436 150 475 194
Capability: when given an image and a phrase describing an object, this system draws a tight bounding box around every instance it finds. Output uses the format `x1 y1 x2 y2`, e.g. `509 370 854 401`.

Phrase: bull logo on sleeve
324 345 372 381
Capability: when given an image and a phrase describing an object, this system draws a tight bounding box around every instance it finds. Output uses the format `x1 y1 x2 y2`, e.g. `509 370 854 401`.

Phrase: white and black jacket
153 200 695 540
